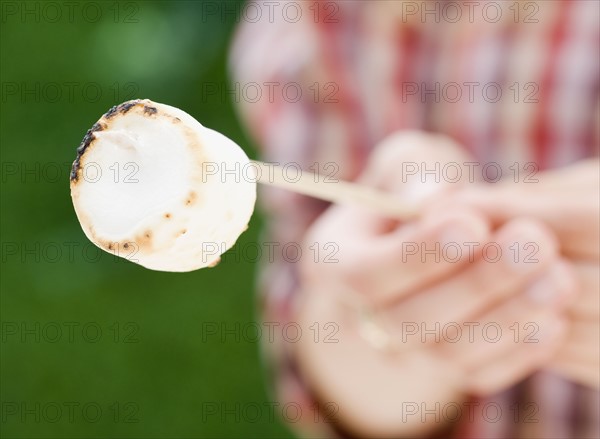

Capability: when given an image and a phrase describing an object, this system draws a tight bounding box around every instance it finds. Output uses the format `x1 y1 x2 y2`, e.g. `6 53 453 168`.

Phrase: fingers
302 131 486 301
302 132 471 241
463 317 567 396
342 131 476 235
437 260 576 372
359 131 474 196
555 319 600 364
387 218 560 329
364 209 490 304
515 158 599 192
444 170 599 260
302 207 491 305
293 289 463 439
568 261 600 319
550 318 600 388
544 260 599 388
550 267 600 389
550 351 600 389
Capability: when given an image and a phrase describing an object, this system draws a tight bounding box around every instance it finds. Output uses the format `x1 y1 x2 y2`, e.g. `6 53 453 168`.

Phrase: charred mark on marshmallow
103 231 152 252
72 100 158 182
143 105 158 116
86 223 143 255
71 122 105 182
173 117 181 124
185 191 197 206
134 230 153 250
164 213 172 219
104 99 156 120
102 231 152 253
96 238 139 254
104 99 142 119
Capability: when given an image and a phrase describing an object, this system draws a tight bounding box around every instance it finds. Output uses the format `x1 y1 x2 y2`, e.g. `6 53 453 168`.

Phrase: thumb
312 131 475 237
357 131 474 228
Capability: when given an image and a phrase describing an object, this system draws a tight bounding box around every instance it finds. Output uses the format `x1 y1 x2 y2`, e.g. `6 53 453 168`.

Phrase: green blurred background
1 1 294 437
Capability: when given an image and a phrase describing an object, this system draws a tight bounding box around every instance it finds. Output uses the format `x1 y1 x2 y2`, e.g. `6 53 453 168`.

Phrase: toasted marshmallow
70 99 256 272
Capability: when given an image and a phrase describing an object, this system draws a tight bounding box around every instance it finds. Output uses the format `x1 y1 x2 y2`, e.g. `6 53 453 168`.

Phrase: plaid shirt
230 1 600 437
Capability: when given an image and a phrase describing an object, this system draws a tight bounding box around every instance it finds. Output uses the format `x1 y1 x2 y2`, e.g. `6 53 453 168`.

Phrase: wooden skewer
250 160 419 220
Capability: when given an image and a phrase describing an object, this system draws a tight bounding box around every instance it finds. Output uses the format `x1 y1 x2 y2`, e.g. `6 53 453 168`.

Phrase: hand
446 159 600 388
293 132 576 438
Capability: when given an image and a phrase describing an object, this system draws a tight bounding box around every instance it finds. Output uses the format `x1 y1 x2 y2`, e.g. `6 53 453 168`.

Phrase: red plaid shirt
230 1 600 437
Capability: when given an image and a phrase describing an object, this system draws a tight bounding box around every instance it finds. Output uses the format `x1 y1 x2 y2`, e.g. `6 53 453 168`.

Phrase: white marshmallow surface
70 99 256 272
